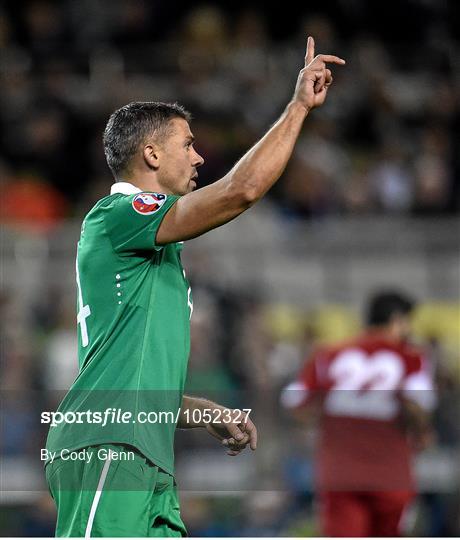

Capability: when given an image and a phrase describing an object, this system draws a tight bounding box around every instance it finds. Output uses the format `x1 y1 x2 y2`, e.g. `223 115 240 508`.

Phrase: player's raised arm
155 37 345 245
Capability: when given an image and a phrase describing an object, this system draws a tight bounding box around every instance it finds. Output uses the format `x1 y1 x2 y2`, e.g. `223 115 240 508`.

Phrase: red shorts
319 490 414 537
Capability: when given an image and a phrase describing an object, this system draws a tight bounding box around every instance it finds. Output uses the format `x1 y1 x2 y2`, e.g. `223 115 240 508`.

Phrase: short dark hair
366 290 415 326
103 101 191 178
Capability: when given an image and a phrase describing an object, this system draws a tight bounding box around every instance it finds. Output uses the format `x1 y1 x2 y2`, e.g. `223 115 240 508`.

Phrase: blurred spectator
42 295 79 391
1 1 457 218
0 172 68 232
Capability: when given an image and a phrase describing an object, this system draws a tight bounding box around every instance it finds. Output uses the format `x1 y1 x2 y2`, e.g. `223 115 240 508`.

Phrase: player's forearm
155 102 309 245
224 101 308 203
290 403 320 426
401 398 432 433
177 395 218 429
154 40 344 245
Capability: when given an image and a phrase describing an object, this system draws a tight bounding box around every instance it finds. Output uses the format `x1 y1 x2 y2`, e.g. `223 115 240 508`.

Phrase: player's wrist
182 396 220 428
287 100 311 118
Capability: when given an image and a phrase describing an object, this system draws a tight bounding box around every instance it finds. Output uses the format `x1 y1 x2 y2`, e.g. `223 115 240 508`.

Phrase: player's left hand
408 428 436 453
205 409 258 456
292 36 345 112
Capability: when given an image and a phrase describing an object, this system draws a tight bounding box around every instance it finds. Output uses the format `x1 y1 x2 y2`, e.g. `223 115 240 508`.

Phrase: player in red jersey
282 291 436 537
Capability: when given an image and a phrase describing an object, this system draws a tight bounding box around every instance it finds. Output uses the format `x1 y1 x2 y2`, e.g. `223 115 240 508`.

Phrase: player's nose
193 149 204 168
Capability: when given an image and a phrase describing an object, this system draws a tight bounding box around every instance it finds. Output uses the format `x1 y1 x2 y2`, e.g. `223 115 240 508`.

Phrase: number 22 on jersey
325 349 405 420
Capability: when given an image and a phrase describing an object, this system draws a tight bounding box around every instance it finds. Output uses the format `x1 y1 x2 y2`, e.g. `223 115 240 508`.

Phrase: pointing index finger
304 36 315 66
316 54 346 65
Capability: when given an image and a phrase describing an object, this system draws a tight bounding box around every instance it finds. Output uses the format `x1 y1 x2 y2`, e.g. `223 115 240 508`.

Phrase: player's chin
188 179 197 192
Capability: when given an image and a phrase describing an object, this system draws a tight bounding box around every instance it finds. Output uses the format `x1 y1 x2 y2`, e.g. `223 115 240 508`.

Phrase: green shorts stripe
45 443 187 537
85 454 112 537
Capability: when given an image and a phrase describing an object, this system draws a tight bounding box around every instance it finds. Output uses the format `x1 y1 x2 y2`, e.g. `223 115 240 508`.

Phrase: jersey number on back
325 349 404 420
76 256 91 347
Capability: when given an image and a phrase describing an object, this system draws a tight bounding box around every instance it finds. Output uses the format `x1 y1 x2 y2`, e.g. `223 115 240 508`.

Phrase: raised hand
293 36 345 112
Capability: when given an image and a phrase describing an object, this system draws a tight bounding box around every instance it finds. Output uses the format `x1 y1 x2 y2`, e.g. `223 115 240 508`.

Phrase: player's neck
119 172 165 194
365 326 402 344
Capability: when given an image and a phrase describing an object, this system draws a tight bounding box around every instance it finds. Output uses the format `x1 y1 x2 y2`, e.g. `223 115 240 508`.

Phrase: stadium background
1 0 459 536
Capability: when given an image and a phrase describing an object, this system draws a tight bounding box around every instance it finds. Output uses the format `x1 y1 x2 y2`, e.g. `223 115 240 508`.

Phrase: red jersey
283 333 435 492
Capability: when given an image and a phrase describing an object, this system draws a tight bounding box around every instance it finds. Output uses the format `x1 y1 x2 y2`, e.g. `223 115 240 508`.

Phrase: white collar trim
110 182 142 195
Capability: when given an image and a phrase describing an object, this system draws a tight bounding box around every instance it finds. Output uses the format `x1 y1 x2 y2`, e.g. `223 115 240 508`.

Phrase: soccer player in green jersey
45 37 345 537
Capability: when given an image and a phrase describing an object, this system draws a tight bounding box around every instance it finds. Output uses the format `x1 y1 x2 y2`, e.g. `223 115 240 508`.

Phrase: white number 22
325 349 404 420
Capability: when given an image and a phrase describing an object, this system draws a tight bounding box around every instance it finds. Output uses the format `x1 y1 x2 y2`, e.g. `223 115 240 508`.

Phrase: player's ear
143 143 160 170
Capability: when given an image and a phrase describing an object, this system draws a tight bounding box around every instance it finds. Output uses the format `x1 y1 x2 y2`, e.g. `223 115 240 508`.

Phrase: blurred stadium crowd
1 0 459 537
1 0 459 222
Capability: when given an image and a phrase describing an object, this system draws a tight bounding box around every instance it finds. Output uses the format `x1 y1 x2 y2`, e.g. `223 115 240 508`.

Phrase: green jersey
45 182 192 475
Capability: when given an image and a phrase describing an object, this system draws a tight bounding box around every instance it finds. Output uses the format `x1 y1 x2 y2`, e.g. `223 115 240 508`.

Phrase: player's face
157 118 204 195
400 315 413 340
393 313 412 341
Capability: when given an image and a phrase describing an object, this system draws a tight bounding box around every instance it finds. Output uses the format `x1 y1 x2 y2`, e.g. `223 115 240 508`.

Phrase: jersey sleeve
280 349 325 409
402 353 436 411
103 192 180 252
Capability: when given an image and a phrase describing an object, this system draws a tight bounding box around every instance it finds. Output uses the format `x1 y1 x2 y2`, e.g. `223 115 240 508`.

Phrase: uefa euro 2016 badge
132 193 167 215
